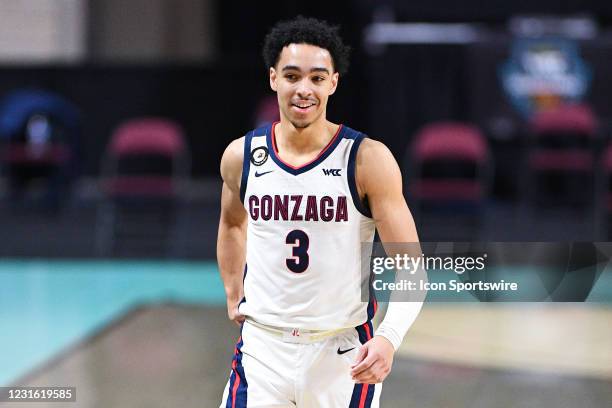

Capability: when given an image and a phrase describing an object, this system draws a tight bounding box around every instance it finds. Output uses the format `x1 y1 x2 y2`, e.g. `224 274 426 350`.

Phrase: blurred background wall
88 0 216 62
0 2 611 407
1 0 612 257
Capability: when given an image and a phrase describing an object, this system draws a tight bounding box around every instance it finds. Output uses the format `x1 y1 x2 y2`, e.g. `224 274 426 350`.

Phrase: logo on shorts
337 347 355 355
250 146 269 166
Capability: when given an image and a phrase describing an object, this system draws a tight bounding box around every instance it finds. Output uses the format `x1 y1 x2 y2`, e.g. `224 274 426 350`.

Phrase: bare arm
217 137 248 325
351 138 423 383
357 139 419 243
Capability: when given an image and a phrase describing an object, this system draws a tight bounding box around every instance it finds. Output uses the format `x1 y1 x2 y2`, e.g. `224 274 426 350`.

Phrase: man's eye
285 74 297 81
312 76 324 82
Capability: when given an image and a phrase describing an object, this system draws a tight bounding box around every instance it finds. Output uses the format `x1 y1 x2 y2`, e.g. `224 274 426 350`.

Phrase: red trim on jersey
271 121 343 170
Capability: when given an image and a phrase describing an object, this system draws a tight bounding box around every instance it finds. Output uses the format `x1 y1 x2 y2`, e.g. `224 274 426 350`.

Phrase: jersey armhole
348 133 373 218
239 130 254 203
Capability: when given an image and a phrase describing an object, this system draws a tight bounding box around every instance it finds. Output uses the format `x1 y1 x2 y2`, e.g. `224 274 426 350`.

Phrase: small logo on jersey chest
255 170 273 177
250 146 269 166
322 168 342 176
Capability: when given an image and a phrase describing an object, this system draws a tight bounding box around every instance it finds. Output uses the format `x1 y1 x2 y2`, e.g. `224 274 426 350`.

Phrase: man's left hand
350 335 395 384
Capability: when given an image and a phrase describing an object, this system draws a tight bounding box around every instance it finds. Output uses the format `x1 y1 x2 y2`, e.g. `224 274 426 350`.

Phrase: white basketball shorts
220 319 382 407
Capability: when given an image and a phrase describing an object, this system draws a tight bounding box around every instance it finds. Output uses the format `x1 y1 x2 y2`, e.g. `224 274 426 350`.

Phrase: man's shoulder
338 123 366 141
223 136 245 161
354 136 392 163
220 136 245 186
339 125 388 153
222 122 274 169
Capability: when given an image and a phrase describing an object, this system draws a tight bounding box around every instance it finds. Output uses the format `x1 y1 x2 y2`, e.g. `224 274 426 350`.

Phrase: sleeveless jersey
238 122 376 330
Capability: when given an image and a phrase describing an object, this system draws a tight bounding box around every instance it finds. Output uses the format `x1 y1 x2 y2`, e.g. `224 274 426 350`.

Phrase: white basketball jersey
238 122 376 330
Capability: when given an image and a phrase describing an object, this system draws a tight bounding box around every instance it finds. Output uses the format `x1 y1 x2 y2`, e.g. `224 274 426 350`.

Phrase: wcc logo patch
250 146 269 166
322 168 341 176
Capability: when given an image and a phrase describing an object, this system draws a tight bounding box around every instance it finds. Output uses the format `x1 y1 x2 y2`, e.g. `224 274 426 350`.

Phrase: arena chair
95 118 190 257
0 89 80 211
524 103 597 208
407 122 491 240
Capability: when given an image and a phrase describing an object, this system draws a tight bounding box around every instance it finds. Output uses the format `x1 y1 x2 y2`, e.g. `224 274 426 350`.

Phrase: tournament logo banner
500 38 591 117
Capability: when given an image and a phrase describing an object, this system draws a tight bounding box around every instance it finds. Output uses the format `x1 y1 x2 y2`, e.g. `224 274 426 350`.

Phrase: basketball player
218 17 423 407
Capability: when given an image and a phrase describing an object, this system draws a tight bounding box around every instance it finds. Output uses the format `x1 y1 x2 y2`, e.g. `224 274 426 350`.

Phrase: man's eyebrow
281 65 330 74
310 67 330 74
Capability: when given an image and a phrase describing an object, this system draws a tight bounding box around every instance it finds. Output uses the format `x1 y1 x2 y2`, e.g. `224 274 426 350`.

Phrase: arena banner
499 38 591 117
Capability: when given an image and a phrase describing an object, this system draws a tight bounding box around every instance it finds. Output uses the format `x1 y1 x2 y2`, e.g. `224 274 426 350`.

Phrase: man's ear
329 72 339 95
269 67 278 92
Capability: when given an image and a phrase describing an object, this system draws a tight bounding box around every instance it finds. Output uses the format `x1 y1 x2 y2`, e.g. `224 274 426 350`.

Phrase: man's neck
275 117 339 156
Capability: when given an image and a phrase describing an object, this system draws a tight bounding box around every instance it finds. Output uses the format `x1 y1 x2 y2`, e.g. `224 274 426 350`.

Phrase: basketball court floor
1 260 611 407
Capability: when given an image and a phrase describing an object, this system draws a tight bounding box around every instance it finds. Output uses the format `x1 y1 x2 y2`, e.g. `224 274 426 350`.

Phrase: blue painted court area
0 259 224 386
2 260 611 387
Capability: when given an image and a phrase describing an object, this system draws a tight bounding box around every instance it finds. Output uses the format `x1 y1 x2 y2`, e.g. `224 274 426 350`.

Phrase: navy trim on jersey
367 272 378 321
240 125 269 202
239 130 254 203
266 122 346 175
347 132 373 218
238 264 247 307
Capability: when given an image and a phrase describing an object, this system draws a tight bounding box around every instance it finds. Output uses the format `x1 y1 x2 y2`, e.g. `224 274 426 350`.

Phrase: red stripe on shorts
230 335 243 408
363 323 372 340
359 383 370 407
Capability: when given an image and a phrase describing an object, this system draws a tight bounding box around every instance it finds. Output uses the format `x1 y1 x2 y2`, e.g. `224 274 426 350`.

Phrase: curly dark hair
262 16 351 75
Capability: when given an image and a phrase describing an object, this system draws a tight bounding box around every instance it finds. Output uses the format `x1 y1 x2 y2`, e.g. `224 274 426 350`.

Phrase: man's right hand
227 300 245 326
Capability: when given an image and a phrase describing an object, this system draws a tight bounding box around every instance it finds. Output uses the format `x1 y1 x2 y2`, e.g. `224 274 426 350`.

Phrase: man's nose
296 79 312 98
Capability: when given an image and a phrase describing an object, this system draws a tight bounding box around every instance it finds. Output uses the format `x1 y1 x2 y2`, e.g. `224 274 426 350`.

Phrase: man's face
269 43 339 129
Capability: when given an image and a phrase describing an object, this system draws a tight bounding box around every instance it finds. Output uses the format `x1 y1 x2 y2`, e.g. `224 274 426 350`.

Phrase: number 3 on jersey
286 229 309 273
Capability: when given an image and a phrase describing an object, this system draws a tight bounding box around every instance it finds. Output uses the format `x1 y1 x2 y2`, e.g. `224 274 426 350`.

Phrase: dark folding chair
525 103 597 207
408 122 491 240
95 118 190 257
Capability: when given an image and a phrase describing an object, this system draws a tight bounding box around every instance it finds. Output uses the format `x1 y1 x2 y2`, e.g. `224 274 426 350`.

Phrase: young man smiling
218 16 423 407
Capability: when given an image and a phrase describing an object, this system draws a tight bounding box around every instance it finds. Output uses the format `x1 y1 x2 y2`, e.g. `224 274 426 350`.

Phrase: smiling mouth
292 102 316 109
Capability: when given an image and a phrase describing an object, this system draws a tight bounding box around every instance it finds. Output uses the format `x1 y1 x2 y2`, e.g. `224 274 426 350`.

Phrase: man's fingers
351 345 367 368
228 307 245 325
234 313 245 325
353 359 391 384
353 362 388 384
350 353 376 377
353 369 378 384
